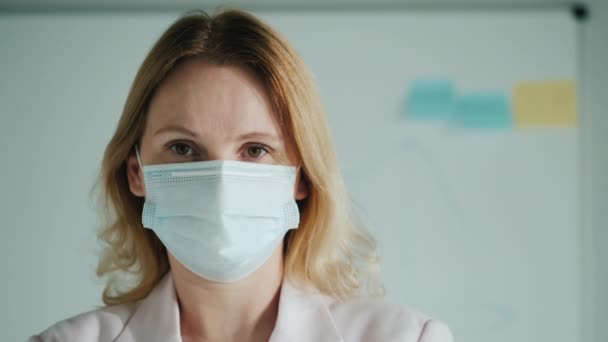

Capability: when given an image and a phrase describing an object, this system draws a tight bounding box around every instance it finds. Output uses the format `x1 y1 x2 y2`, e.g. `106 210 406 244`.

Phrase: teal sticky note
453 93 512 129
405 80 455 120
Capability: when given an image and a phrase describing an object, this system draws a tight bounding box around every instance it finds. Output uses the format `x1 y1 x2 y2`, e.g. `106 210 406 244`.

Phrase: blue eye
170 143 194 156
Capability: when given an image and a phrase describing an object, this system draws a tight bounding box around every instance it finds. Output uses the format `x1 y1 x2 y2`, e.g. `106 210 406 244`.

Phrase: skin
126 58 308 342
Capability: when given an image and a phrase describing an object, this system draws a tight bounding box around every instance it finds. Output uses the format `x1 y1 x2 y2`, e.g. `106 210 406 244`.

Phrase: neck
171 245 284 342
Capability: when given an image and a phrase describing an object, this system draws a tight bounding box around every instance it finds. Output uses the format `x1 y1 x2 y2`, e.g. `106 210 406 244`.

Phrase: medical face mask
135 146 300 282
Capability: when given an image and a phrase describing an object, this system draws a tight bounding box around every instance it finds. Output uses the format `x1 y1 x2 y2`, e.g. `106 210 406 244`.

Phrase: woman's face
127 59 308 200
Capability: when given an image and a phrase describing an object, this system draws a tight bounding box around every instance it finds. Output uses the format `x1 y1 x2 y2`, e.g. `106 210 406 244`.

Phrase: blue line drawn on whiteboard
400 136 481 237
346 130 518 335
454 93 512 129
349 132 490 242
349 136 518 335
405 79 455 120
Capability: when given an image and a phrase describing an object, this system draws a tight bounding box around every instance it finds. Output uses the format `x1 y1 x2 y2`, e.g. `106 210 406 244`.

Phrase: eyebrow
153 125 199 138
153 125 280 142
236 131 280 142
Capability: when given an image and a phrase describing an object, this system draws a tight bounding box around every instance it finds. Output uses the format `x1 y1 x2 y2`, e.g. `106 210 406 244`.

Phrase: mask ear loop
134 144 144 169
294 164 303 176
134 144 148 204
283 163 305 255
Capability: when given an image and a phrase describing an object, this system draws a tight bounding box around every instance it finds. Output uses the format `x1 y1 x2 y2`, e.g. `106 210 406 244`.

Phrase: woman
30 8 453 342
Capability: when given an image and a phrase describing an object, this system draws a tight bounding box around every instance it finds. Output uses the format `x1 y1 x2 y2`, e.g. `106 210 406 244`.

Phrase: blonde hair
95 8 381 306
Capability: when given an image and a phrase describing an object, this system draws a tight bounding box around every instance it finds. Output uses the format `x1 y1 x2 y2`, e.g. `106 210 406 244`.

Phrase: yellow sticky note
513 80 578 127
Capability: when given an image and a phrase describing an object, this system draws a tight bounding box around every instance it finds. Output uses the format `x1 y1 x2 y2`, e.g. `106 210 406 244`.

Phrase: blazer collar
114 272 342 342
114 272 181 342
269 279 342 342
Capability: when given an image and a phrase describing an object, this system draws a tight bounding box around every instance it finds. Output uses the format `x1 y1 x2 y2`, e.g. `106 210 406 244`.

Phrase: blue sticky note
453 93 512 129
405 80 455 120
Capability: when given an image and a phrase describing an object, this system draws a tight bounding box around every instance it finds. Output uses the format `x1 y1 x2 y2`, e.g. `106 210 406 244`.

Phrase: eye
170 143 194 157
243 144 270 160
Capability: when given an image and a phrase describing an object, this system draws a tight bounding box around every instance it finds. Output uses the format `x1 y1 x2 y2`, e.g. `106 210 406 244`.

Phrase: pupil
249 147 261 157
177 144 188 155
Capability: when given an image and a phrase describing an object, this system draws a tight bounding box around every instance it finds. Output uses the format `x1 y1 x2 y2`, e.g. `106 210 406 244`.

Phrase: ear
294 169 309 200
126 153 146 197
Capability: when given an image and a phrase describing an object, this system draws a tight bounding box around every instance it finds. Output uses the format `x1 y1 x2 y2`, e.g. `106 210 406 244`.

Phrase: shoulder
326 296 453 342
28 303 137 342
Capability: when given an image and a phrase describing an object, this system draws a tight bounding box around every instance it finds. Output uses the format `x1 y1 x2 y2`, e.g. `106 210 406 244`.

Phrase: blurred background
1 0 606 341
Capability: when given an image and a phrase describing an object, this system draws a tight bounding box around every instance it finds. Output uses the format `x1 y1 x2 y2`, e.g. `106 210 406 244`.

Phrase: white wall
0 14 171 341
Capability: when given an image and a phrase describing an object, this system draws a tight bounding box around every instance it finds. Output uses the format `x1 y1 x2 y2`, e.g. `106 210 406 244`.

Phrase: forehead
145 59 281 138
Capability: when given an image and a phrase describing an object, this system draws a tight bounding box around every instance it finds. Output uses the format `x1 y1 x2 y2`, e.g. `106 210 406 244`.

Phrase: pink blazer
30 272 453 342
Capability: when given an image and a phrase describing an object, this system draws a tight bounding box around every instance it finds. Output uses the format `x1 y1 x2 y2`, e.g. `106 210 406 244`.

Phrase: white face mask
135 145 300 282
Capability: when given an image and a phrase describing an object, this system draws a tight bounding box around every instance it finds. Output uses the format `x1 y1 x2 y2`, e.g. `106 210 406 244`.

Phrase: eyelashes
243 143 270 159
170 142 194 156
167 141 273 161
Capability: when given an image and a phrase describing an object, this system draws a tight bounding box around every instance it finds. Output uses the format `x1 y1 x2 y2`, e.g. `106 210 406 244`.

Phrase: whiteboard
260 10 581 342
0 9 582 342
